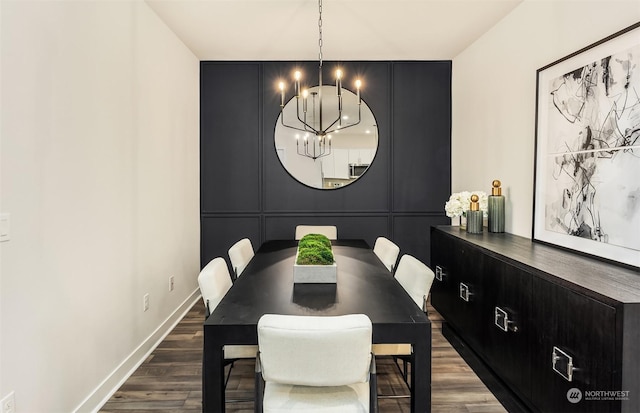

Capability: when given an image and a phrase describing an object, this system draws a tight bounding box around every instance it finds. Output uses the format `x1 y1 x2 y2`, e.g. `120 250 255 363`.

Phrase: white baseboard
73 288 202 413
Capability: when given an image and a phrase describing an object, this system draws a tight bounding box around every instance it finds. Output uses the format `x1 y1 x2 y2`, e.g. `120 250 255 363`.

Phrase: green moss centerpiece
293 234 337 283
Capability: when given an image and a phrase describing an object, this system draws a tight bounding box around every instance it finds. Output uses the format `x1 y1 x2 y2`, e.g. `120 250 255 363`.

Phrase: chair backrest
394 254 435 311
228 238 254 278
373 237 400 272
197 257 233 315
295 225 337 240
258 314 372 387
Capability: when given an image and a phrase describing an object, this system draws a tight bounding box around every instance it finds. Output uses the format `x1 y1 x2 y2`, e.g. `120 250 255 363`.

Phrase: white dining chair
373 236 400 273
373 254 435 395
394 254 435 312
228 238 254 279
255 313 377 413
197 257 258 387
198 257 232 317
294 225 338 240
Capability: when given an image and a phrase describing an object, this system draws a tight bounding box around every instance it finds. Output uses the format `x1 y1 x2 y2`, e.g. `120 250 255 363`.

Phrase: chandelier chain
318 0 323 67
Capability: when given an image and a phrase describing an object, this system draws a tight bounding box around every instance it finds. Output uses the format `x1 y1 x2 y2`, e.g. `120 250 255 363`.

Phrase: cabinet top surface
433 226 640 304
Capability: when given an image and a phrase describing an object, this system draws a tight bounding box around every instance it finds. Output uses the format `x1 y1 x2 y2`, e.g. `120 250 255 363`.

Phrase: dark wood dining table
202 239 431 412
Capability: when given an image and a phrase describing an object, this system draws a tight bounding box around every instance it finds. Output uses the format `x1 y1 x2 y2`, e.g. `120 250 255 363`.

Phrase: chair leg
393 356 411 391
224 359 255 403
401 358 410 389
369 354 378 413
224 360 234 388
255 354 264 413
377 356 411 399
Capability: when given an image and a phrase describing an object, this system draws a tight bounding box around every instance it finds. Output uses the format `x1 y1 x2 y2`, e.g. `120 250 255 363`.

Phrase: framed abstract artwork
533 22 640 269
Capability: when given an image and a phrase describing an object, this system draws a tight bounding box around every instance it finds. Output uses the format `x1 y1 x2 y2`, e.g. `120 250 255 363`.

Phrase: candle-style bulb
302 89 308 113
294 71 301 97
279 81 285 107
355 79 362 103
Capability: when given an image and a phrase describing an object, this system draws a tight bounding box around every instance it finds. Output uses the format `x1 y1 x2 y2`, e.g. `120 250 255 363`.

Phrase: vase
488 180 505 233
466 210 483 234
459 215 467 230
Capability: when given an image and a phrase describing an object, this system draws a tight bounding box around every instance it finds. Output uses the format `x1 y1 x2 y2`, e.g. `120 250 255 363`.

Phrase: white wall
0 1 200 412
452 0 640 237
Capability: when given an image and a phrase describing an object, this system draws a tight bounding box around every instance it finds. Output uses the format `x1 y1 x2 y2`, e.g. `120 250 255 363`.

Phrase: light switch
0 213 10 242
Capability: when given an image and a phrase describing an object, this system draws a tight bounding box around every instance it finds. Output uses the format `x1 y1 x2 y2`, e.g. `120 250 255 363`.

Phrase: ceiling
145 0 523 61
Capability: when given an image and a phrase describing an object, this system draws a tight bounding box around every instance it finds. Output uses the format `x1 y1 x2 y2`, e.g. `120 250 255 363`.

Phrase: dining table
202 239 431 412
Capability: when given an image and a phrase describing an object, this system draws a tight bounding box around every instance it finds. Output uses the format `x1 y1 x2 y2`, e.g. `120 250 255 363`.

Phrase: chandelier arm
320 116 343 134
280 114 319 134
294 111 321 134
323 108 362 135
297 139 307 158
306 138 314 159
298 95 316 134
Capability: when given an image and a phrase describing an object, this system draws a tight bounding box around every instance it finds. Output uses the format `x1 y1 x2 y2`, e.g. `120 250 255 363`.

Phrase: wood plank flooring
100 300 507 413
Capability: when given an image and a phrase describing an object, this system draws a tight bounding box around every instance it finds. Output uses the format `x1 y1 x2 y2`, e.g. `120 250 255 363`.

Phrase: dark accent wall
200 61 451 269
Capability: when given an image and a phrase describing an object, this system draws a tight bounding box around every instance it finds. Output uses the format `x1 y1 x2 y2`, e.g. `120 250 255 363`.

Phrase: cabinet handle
459 282 472 302
552 346 576 382
494 306 518 332
435 265 446 281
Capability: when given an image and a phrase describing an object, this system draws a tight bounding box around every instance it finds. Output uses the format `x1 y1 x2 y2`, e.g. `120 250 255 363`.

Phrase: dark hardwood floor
100 299 506 412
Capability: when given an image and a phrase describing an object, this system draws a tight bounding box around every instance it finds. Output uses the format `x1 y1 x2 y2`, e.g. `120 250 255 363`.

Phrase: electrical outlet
169 275 175 292
1 391 15 413
143 293 150 312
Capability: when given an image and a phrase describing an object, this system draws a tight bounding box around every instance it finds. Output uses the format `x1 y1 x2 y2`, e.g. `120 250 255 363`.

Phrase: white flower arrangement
444 191 488 218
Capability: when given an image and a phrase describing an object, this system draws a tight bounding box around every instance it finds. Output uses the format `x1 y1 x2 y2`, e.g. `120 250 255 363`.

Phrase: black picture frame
532 22 640 269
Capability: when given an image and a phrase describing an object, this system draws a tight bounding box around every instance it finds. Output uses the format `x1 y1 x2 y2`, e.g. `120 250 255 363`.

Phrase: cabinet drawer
482 259 532 402
531 277 618 412
432 232 485 350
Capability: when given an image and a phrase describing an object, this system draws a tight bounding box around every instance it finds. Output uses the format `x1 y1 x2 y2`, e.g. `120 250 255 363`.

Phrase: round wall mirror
274 85 378 189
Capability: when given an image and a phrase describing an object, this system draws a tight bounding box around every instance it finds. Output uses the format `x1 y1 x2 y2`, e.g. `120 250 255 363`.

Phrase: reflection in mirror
275 85 378 190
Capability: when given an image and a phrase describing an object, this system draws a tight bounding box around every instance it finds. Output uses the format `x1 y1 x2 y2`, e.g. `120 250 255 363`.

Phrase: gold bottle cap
492 179 502 196
470 194 480 211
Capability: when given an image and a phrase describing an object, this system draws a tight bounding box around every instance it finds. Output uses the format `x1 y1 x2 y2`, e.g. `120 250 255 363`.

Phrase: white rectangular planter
293 249 337 283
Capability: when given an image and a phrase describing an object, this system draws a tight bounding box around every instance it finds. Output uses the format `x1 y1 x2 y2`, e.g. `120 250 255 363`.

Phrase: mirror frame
274 85 379 190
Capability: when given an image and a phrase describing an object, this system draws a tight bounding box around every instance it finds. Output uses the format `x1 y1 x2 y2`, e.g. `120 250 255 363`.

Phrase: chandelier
278 0 363 161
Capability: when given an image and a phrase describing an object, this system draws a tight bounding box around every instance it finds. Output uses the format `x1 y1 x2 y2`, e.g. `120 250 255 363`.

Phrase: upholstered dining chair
255 314 377 413
294 225 338 240
197 257 257 387
228 238 255 279
394 254 436 312
373 236 401 273
198 257 232 317
372 254 435 394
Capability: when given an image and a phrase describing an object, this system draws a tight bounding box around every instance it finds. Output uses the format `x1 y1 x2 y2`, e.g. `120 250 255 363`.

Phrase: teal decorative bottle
488 179 505 233
466 194 483 234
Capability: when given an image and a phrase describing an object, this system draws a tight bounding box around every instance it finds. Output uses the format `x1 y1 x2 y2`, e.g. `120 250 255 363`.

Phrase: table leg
203 332 225 413
412 323 432 413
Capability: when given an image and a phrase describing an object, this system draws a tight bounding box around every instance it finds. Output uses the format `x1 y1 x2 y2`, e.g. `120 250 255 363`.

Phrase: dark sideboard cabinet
430 226 640 413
